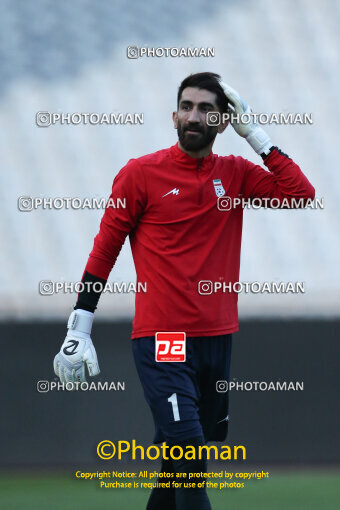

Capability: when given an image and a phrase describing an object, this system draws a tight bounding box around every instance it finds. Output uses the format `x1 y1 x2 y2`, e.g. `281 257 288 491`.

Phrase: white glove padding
53 309 100 384
220 81 272 155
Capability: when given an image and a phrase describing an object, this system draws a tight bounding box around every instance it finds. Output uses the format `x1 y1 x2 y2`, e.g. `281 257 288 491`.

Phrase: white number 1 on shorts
168 393 180 421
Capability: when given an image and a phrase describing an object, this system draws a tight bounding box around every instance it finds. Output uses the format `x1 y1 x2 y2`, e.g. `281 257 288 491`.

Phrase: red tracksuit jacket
84 143 315 338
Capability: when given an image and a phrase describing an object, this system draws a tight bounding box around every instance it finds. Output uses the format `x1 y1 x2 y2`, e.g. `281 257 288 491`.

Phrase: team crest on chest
212 179 225 197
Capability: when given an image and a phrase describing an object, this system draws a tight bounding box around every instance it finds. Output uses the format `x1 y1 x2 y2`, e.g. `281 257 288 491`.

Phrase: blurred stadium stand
0 0 339 319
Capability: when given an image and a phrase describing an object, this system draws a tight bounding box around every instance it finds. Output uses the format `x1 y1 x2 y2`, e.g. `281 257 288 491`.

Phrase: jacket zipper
197 158 203 205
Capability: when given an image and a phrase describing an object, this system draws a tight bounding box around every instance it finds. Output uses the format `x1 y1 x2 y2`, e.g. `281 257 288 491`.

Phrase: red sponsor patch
155 332 186 362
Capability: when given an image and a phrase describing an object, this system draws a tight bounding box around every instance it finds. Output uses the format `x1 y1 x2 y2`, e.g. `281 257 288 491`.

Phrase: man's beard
177 121 218 152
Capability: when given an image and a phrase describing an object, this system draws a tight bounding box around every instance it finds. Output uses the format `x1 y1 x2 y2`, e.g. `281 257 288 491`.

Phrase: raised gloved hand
53 309 100 384
220 81 273 156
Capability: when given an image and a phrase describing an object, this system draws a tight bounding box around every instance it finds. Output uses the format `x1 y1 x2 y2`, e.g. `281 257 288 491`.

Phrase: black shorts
132 334 232 444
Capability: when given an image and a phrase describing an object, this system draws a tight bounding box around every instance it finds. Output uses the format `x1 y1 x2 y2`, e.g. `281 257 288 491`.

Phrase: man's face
173 87 223 152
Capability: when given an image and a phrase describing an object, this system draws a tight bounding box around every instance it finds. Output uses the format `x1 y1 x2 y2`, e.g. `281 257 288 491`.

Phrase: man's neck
177 141 214 159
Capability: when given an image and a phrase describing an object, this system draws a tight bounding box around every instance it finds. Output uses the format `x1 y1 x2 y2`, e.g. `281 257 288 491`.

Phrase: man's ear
217 116 229 134
172 111 178 129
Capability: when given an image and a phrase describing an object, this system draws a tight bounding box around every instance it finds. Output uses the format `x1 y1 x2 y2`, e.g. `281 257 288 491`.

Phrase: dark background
2 319 339 469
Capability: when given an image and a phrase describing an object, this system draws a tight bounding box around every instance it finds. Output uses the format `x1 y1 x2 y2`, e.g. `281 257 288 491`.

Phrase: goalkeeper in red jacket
53 72 315 510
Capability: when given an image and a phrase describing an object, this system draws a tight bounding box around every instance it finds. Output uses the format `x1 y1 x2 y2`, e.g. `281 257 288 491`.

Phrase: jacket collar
169 142 215 171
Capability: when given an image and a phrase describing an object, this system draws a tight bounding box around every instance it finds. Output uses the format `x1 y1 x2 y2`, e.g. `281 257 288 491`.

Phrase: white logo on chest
213 179 225 197
162 188 180 198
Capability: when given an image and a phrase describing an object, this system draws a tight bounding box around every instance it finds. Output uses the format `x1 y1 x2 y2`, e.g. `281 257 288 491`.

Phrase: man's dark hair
177 72 229 113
